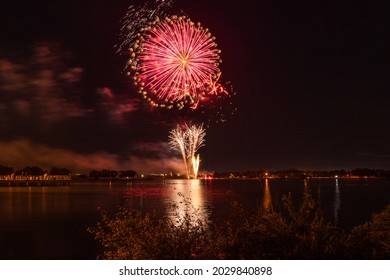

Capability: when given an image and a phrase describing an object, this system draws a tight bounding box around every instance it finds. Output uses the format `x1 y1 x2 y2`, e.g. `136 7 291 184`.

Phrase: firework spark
117 0 174 54
119 0 236 119
192 154 200 180
186 123 205 160
169 124 189 178
128 15 227 110
169 123 205 179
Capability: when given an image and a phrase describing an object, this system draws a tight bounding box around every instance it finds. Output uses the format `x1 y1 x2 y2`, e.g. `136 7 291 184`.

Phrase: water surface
0 178 389 259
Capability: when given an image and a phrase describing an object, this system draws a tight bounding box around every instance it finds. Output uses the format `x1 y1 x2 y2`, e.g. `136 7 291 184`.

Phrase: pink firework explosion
129 16 227 110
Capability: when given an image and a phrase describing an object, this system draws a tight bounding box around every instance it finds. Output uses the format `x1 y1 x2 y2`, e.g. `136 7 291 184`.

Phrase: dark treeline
89 169 137 179
214 168 390 179
2 164 390 179
0 165 71 176
0 165 138 179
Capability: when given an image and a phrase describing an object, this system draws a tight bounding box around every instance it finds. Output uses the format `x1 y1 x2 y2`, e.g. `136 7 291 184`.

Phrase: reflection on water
0 186 72 221
0 179 389 259
166 179 209 226
262 179 272 211
6 187 13 219
0 184 124 259
334 179 341 224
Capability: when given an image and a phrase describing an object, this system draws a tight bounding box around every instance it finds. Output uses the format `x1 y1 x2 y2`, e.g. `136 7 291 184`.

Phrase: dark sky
0 0 389 173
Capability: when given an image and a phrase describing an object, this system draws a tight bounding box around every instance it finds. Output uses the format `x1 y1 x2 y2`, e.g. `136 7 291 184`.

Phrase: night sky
0 0 388 173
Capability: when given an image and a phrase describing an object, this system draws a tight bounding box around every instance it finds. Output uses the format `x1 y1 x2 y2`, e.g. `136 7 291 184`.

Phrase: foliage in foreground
88 189 390 260
346 205 390 259
88 194 211 259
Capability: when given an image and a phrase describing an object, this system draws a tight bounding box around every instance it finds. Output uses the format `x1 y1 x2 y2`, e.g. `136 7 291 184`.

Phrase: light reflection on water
334 179 341 224
122 179 210 226
1 186 72 222
1 179 389 227
0 178 389 259
166 179 209 226
262 179 272 211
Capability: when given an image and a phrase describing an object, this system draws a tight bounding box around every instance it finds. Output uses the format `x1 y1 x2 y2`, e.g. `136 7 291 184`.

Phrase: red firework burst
128 16 226 110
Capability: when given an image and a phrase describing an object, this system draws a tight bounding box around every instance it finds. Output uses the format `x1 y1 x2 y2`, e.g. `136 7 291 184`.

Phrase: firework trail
185 123 205 178
169 123 205 179
168 124 189 178
192 154 200 180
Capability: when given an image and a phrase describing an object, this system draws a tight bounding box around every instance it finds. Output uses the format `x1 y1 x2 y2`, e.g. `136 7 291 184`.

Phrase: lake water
0 178 389 260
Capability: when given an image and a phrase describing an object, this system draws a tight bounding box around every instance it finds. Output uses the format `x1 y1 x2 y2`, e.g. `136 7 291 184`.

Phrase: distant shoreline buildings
1 164 389 183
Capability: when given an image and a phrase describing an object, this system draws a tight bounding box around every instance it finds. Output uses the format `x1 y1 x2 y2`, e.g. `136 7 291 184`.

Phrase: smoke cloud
0 43 87 126
0 138 183 174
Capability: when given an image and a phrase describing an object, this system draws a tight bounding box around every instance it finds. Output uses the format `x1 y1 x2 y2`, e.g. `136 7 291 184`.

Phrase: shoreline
0 176 388 187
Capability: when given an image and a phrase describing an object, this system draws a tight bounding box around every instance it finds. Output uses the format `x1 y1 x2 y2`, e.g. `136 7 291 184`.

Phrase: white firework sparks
169 123 205 179
169 125 189 178
117 0 174 55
